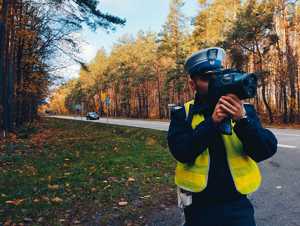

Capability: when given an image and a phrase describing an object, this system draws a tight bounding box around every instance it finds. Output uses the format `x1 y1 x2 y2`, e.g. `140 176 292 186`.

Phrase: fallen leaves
140 195 151 199
127 177 135 182
41 196 50 202
22 165 37 176
29 129 53 148
5 198 25 206
48 184 59 190
118 201 128 206
51 196 63 203
145 137 157 146
3 219 12 226
0 119 174 225
89 166 97 175
103 184 111 190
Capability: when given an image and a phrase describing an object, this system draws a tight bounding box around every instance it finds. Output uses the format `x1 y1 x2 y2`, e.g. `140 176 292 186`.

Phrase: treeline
51 0 300 124
0 0 125 135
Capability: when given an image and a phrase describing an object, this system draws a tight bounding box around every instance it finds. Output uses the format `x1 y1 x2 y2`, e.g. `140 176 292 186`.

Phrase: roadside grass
0 118 177 225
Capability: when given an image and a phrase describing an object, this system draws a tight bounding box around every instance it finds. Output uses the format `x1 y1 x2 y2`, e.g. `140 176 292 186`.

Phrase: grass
0 118 177 225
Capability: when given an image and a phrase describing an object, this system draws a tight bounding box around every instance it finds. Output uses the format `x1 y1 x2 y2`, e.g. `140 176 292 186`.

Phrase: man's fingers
226 93 240 102
223 95 240 104
216 105 228 114
217 112 228 118
224 94 242 105
220 104 235 115
216 107 228 115
219 98 238 113
221 96 242 109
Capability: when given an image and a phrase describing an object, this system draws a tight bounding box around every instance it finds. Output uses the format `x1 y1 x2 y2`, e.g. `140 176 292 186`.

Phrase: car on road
86 112 100 120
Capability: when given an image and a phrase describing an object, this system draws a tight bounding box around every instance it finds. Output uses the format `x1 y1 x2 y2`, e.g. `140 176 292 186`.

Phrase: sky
59 0 200 81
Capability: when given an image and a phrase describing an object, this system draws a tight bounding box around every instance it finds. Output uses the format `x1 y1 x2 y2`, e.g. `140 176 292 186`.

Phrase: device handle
218 117 232 135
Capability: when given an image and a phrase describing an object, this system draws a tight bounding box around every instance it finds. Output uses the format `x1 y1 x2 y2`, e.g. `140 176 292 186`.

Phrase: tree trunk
0 0 9 135
282 84 288 123
255 41 273 123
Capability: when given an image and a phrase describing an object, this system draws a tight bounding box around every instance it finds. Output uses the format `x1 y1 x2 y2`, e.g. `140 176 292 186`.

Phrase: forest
2 0 300 136
0 0 125 135
50 0 300 124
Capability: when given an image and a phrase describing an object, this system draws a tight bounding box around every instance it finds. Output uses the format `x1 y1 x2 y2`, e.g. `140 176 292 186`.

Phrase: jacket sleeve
233 104 278 162
167 106 218 164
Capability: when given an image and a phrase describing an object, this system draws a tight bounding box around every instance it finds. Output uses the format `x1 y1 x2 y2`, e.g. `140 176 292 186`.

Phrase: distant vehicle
45 110 55 115
86 112 99 120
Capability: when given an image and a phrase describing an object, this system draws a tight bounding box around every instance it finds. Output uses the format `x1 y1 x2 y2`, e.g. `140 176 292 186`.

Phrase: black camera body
185 48 258 135
207 69 258 135
208 69 257 108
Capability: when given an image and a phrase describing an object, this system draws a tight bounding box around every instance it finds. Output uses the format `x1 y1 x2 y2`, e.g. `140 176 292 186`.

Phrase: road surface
49 115 300 226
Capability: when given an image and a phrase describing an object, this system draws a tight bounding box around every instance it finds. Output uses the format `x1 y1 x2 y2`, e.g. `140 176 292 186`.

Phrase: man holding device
167 47 278 226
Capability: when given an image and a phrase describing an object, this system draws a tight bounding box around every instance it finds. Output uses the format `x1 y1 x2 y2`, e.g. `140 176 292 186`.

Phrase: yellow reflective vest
175 100 262 194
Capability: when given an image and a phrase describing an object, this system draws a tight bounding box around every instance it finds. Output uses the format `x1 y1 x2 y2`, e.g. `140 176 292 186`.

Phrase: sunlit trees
0 0 125 135
50 0 300 123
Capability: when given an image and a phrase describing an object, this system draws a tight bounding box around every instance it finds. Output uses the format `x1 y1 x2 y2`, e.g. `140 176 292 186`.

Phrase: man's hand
212 101 230 124
218 94 246 121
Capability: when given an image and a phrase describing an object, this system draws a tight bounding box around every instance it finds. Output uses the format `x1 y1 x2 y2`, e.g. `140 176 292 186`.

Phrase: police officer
167 48 278 226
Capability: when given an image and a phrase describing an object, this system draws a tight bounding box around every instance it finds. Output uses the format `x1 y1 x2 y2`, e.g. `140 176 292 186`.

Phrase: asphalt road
50 115 300 226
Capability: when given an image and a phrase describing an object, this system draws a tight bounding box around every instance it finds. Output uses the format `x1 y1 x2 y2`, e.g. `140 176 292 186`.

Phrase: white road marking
273 133 300 137
277 144 297 149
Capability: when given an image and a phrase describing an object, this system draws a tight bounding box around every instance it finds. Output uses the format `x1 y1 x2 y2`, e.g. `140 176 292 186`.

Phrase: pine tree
192 0 240 48
158 0 189 105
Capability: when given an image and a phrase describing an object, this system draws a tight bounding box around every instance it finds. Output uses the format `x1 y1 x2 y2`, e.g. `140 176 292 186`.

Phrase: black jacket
167 94 278 207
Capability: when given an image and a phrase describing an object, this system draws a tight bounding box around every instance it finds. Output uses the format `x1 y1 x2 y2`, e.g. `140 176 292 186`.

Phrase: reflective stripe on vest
174 100 262 194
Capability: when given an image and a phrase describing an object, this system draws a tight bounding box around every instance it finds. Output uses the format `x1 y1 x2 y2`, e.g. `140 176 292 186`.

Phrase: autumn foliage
50 0 300 124
0 0 125 135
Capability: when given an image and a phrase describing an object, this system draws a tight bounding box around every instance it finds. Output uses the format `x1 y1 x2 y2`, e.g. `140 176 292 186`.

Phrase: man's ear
189 78 196 91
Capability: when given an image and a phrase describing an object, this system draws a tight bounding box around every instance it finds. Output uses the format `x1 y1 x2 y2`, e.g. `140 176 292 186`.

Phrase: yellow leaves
48 83 75 114
101 92 107 102
51 196 63 203
48 184 59 190
88 166 97 175
145 137 157 146
23 165 37 176
29 195 63 205
193 0 240 46
127 177 135 182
